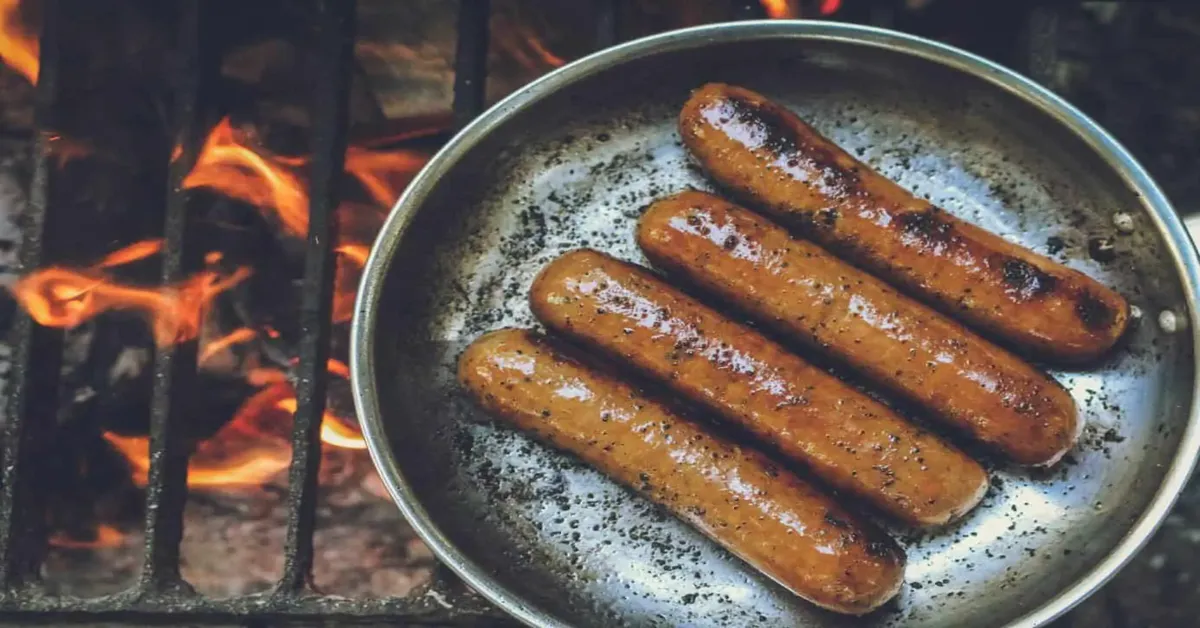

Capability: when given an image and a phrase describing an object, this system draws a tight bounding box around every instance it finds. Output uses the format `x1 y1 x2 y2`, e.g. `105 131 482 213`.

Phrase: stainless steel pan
351 21 1200 627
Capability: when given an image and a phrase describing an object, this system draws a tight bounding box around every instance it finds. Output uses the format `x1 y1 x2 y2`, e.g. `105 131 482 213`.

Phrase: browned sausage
679 83 1129 364
638 191 1080 466
529 249 988 526
458 328 905 615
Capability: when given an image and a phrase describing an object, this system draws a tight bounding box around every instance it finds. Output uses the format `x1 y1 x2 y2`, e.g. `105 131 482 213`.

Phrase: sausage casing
679 82 1129 363
638 191 1080 466
529 249 988 526
458 328 905 614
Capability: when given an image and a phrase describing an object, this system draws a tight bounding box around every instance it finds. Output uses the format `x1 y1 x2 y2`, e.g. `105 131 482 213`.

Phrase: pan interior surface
362 31 1194 627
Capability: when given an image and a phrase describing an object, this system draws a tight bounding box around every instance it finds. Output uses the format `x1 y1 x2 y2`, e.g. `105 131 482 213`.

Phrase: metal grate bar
137 0 208 593
452 0 491 129
0 0 64 590
0 593 500 624
275 0 358 595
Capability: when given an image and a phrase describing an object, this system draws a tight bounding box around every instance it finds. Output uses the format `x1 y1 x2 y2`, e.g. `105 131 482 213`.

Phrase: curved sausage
638 190 1080 466
458 328 905 615
679 82 1129 364
529 249 988 526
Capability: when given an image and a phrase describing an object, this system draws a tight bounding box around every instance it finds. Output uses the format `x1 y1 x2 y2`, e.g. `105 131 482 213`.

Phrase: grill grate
0 0 1062 624
0 0 617 624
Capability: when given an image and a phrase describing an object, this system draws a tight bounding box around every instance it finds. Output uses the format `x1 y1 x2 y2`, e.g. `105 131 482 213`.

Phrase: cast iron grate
0 0 1059 625
0 0 523 624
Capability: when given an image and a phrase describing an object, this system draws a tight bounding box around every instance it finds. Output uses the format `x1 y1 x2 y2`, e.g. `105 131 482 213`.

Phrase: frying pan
350 21 1200 627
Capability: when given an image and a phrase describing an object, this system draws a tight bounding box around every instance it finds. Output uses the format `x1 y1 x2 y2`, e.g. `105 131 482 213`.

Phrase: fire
198 326 257 367
182 117 422 326
10 242 251 347
49 524 125 550
820 0 842 14
494 18 565 72
344 146 426 209
759 0 841 17
104 427 290 490
53 109 391 476
275 398 367 450
760 0 799 18
184 118 310 237
104 369 365 488
327 358 351 378
7 4 416 510
9 113 396 492
0 0 37 84
185 118 425 236
105 380 294 488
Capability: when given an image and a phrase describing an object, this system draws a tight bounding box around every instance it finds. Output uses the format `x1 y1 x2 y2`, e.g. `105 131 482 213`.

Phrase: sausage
529 249 988 526
458 328 905 615
638 191 1080 466
679 82 1129 364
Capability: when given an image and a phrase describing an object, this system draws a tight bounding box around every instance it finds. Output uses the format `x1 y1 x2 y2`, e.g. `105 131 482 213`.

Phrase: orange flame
49 524 125 550
495 19 565 72
10 247 251 347
0 0 38 84
184 118 310 237
104 362 365 488
93 239 163 269
275 398 366 450
332 244 371 324
327 358 351 378
184 120 425 238
319 416 367 450
760 0 800 18
343 147 426 209
104 381 293 489
760 0 841 17
182 118 424 326
198 326 257 367
17 106 410 499
335 243 369 268
104 429 290 489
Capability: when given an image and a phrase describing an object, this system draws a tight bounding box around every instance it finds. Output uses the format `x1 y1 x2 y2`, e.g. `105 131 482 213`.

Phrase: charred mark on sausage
824 510 853 530
1075 291 1116 330
719 95 859 192
724 95 798 155
866 538 899 560
794 207 841 234
1000 257 1058 300
897 207 954 244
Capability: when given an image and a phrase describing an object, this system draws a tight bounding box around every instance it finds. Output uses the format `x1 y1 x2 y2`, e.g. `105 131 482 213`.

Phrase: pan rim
351 19 1200 628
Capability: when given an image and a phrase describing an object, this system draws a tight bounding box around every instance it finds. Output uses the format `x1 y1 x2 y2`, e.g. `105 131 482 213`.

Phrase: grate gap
452 0 491 129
